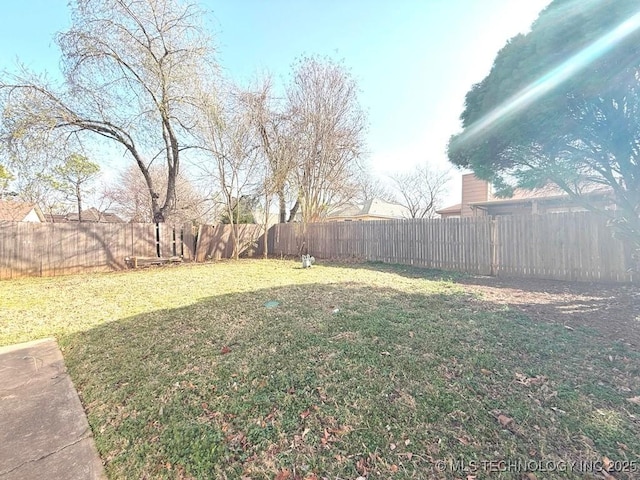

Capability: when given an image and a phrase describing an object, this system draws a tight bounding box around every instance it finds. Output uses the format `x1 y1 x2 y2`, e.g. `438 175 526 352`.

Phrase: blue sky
0 0 552 204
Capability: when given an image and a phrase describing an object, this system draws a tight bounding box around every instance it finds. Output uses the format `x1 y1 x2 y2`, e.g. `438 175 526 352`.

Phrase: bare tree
354 170 397 204
196 88 263 259
241 77 297 225
390 164 450 219
286 56 367 224
104 163 216 224
0 0 218 222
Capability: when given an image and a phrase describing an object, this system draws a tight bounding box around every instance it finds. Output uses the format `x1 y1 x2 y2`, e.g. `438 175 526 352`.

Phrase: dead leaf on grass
274 469 291 480
525 474 538 480
220 345 232 355
480 368 492 376
381 351 391 356
356 456 369 475
390 464 399 472
497 414 514 427
515 372 547 386
626 396 640 405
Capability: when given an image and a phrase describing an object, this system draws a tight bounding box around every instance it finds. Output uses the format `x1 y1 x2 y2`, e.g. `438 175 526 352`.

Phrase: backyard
0 260 638 479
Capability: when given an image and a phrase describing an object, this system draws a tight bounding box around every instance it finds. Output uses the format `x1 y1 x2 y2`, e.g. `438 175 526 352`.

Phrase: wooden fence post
490 217 498 277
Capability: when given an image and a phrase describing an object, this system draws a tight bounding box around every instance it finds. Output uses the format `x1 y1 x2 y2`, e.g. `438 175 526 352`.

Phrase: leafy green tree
46 154 100 222
220 195 258 225
0 164 13 196
448 0 640 247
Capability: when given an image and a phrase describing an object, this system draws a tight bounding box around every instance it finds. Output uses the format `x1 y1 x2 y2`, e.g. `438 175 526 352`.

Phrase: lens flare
458 9 640 144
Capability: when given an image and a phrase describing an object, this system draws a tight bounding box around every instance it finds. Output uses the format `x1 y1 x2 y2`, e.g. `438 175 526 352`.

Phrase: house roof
0 200 45 222
65 207 124 223
437 183 612 214
436 203 462 215
326 198 410 220
470 186 612 208
45 213 69 223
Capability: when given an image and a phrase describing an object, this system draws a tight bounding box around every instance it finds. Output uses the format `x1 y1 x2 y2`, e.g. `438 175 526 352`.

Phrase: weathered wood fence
268 212 636 283
194 224 264 261
0 222 190 279
1 212 636 283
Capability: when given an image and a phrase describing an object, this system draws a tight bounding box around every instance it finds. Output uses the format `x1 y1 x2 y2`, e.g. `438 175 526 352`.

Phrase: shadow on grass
61 281 640 480
334 261 640 350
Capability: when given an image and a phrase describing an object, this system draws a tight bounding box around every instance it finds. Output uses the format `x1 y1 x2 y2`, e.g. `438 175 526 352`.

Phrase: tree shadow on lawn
61 282 640 480
334 261 640 351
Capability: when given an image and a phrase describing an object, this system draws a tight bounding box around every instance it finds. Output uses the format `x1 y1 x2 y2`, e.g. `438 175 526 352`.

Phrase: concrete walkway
0 338 106 480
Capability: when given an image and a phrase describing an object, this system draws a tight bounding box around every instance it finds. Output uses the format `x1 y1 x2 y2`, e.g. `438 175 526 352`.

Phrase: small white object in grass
301 254 315 268
332 308 340 314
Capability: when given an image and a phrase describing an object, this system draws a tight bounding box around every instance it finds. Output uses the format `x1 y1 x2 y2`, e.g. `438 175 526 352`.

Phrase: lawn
1 260 638 479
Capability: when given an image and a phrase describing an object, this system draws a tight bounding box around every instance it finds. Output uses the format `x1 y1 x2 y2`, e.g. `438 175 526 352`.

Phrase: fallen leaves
514 372 547 386
497 414 514 428
220 345 232 355
274 469 291 480
626 396 640 405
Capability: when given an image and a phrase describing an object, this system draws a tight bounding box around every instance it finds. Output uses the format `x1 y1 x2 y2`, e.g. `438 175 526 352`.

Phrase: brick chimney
461 174 491 216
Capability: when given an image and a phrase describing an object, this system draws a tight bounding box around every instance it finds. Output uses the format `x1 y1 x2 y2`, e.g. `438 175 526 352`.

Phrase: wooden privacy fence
194 224 264 261
268 217 493 275
1 212 635 283
268 212 636 283
494 213 633 282
0 222 194 280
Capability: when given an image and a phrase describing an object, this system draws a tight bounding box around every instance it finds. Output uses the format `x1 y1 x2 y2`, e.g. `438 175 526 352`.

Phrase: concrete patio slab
0 338 105 480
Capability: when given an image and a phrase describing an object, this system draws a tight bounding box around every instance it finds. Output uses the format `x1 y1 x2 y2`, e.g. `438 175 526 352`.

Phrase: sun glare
458 8 640 144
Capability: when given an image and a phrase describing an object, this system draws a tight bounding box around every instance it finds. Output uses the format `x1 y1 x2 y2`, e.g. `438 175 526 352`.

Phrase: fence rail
268 212 636 283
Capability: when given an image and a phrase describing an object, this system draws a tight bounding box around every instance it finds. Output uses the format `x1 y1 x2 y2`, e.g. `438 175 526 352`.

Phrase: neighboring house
45 213 69 223
437 173 612 218
47 208 124 223
0 200 46 222
324 198 411 222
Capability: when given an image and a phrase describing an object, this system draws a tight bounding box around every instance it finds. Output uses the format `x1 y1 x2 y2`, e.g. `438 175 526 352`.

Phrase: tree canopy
1 0 217 222
44 153 100 221
448 0 640 245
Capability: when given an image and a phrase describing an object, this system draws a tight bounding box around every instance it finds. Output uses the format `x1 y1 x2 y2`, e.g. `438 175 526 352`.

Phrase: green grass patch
1 260 638 479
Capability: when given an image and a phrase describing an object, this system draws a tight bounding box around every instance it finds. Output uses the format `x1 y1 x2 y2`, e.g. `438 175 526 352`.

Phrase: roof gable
0 200 44 222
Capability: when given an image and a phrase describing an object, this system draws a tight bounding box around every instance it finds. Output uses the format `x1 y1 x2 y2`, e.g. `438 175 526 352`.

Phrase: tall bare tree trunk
287 198 300 222
76 183 83 222
278 189 286 224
